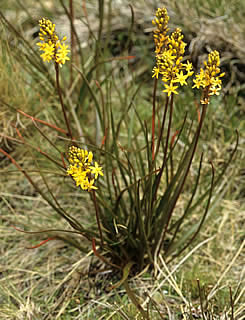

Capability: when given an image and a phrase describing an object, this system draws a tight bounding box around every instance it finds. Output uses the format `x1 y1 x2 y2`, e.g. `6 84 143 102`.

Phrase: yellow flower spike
193 50 224 98
67 146 103 192
152 9 191 95
152 8 223 100
37 17 70 65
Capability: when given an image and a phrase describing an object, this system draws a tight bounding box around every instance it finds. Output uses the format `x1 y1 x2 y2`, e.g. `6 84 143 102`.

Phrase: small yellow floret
163 82 179 96
173 71 188 86
90 162 104 179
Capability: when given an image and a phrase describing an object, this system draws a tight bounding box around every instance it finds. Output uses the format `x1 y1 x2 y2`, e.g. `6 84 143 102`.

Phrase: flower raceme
192 50 225 104
152 8 224 100
152 9 194 96
67 146 103 192
37 18 70 65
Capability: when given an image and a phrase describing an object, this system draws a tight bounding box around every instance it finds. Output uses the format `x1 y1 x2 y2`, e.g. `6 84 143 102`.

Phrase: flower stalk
37 18 73 139
92 190 104 246
55 63 73 139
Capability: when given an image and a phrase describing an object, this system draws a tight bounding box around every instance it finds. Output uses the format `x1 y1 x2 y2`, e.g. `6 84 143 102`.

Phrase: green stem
59 0 84 69
157 103 208 256
92 190 104 247
124 280 148 319
154 95 169 160
151 94 172 207
151 74 158 160
197 279 206 319
69 0 74 88
55 63 73 139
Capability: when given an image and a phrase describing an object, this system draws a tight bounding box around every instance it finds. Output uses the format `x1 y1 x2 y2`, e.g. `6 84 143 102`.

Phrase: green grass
0 0 245 319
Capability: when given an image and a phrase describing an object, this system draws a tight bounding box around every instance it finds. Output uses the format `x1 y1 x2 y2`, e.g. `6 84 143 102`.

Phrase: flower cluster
152 8 169 54
67 146 103 191
192 50 225 104
37 18 70 65
152 8 193 96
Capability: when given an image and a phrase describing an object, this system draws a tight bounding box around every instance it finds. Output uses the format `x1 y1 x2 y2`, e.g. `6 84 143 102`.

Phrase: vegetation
0 0 244 319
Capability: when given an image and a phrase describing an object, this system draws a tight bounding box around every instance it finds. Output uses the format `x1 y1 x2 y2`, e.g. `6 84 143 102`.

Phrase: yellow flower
173 71 188 86
83 179 98 191
192 69 206 89
183 61 194 76
152 66 160 79
209 86 220 96
163 82 179 96
39 42 55 62
56 43 70 65
90 162 104 179
200 98 210 105
183 61 192 72
192 78 203 89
